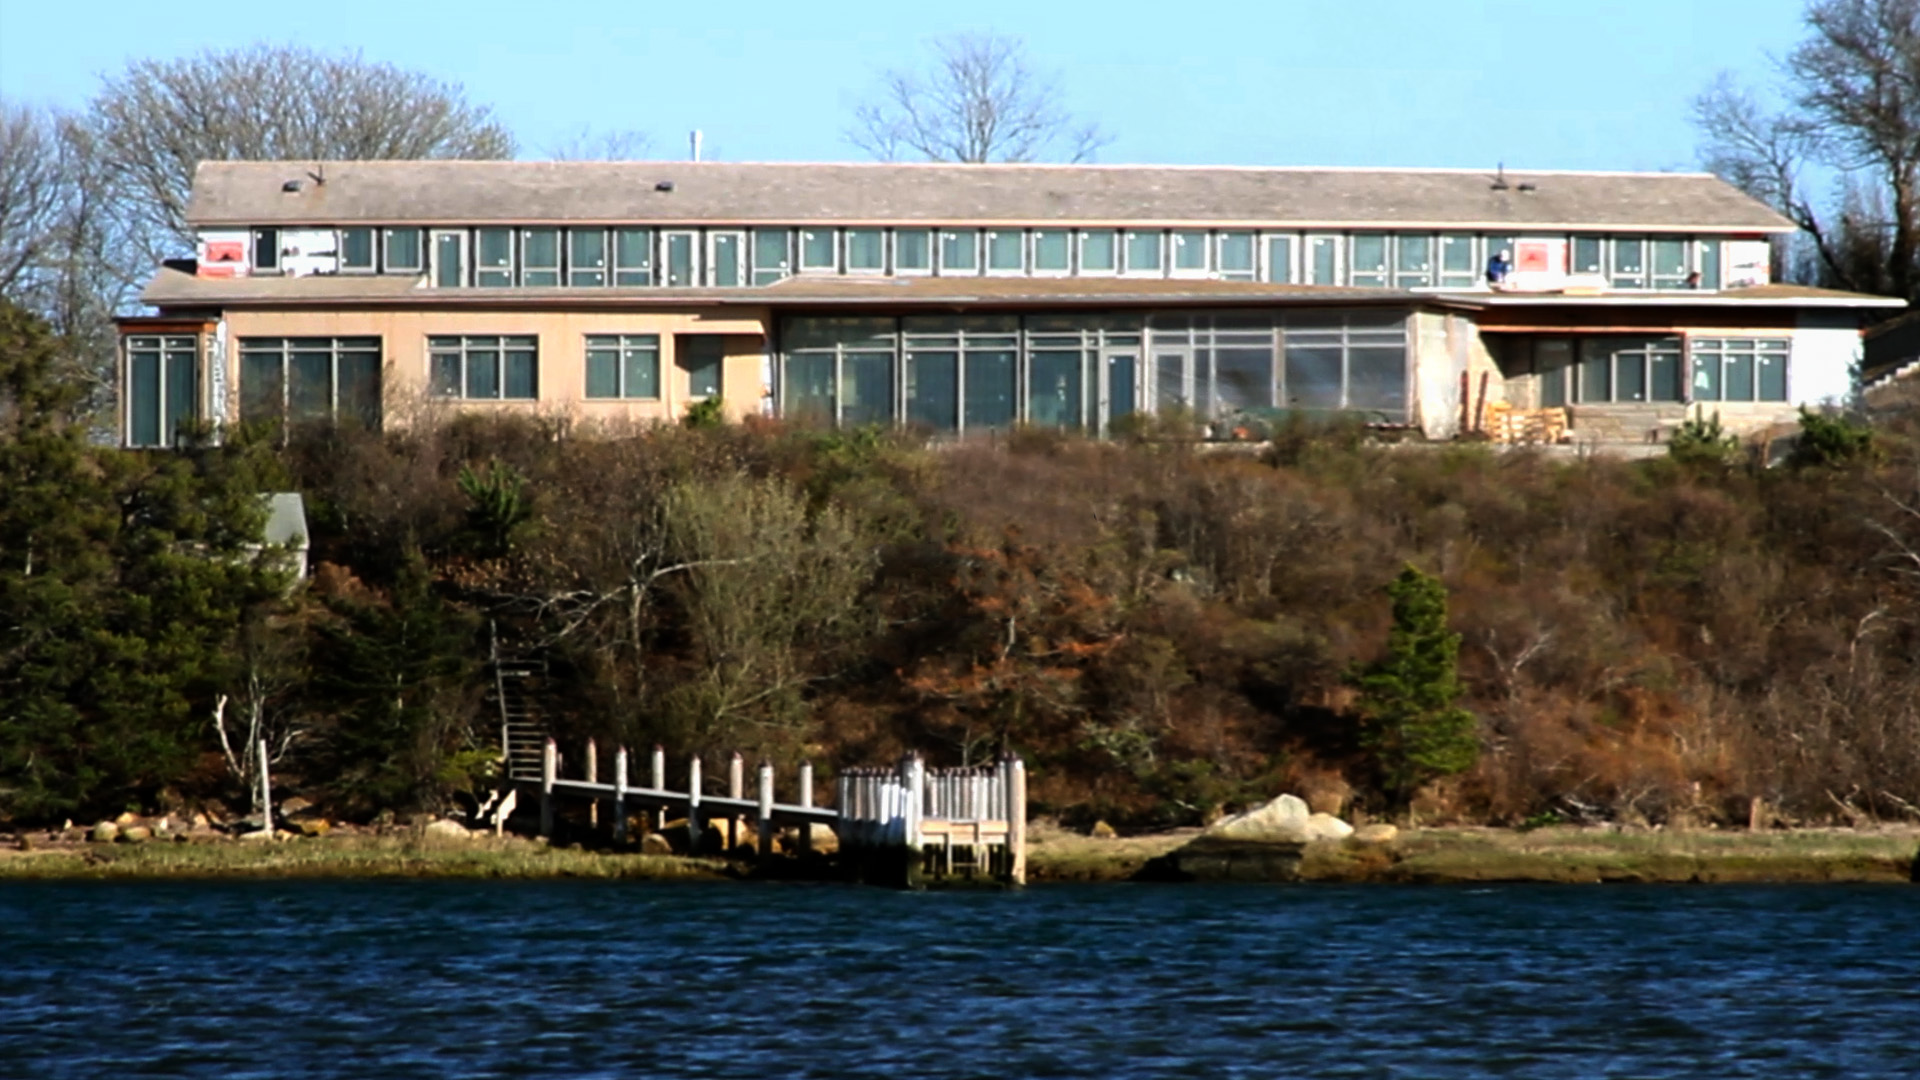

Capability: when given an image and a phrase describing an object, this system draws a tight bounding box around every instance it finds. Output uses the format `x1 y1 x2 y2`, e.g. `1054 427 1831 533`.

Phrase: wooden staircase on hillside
489 622 548 784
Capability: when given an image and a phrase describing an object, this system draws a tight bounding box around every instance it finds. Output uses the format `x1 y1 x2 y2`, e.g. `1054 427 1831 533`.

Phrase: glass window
340 228 376 272
1172 230 1209 274
432 231 464 288
1572 235 1604 275
752 228 791 285
289 340 333 420
940 230 978 274
894 229 932 274
429 335 536 400
1028 349 1083 427
1284 342 1341 409
1394 235 1432 288
1611 238 1646 288
1347 346 1405 414
800 229 836 272
986 230 1024 273
1124 230 1163 275
906 350 959 430
1033 230 1072 273
680 336 724 397
383 228 422 273
236 336 380 431
1651 238 1688 288
1698 240 1721 290
964 348 1016 428
843 350 893 427
1265 234 1295 283
1439 234 1476 287
1350 234 1388 287
1691 337 1789 401
1218 232 1255 281
845 228 885 273
710 231 744 287
1079 230 1117 273
585 334 659 399
252 228 280 272
475 228 514 287
664 232 696 287
1216 345 1273 411
1308 236 1339 285
1535 339 1572 408
615 228 653 286
1576 336 1682 402
125 335 198 446
569 229 607 287
521 229 560 287
782 353 835 425
1758 346 1787 401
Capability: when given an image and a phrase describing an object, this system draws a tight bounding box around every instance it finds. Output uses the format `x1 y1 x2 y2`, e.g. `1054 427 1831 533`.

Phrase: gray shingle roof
187 161 1796 233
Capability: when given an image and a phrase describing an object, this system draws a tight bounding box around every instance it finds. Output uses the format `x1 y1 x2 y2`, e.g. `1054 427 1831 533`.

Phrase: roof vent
281 179 302 193
1517 182 1537 193
1490 163 1510 192
655 180 675 192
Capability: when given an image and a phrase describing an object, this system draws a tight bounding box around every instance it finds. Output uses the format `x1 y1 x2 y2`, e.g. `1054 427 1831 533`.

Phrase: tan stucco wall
217 306 772 426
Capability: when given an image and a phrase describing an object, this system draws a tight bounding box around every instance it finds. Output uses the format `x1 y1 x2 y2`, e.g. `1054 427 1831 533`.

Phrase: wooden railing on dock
518 741 1026 886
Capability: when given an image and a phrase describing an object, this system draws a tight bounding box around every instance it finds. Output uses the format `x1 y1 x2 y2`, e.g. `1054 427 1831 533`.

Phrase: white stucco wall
1412 311 1467 439
1792 312 1862 408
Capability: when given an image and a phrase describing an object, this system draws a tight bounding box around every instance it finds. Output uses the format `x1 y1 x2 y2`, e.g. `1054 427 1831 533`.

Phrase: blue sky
0 0 1809 170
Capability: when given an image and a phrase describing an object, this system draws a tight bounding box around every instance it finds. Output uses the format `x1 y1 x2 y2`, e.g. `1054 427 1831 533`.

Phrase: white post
257 737 273 840
586 738 599 827
687 755 703 853
728 752 745 852
1009 756 1028 886
540 737 557 839
757 760 775 859
798 760 815 856
613 746 629 843
651 744 667 829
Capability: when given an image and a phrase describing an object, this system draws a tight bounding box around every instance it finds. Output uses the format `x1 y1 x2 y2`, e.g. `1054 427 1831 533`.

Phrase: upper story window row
230 226 1762 292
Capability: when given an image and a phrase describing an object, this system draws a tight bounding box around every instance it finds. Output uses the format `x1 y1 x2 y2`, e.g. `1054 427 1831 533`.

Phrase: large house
118 160 1903 448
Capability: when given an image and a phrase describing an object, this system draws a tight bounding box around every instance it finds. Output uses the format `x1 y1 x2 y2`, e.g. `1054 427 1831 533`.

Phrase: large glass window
1124 230 1164 276
1576 336 1683 402
784 352 835 424
843 351 892 426
126 335 199 446
569 229 608 287
521 229 561 287
476 228 514 287
237 336 380 430
615 228 653 286
1394 234 1433 288
1691 338 1790 402
1307 235 1339 284
986 230 1025 274
964 347 1016 427
383 228 423 273
252 229 280 273
1610 238 1647 289
1651 238 1688 288
710 231 745 287
1697 240 1721 290
433 231 464 288
1572 235 1604 276
906 350 958 429
1350 234 1388 287
664 232 697 287
1079 230 1117 274
752 228 791 285
340 227 376 272
1033 229 1072 274
893 229 933 274
1265 234 1295 283
584 334 659 399
800 229 837 272
1439 234 1476 287
1028 349 1084 427
1218 232 1256 281
429 335 537 400
939 230 978 274
1534 338 1573 408
845 228 885 273
1172 230 1209 274
679 336 724 397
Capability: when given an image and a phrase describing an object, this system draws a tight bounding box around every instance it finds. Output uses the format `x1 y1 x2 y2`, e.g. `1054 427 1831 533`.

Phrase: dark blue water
2 882 1916 1078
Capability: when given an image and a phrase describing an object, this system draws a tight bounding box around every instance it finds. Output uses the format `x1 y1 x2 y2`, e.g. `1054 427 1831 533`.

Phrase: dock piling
728 752 745 852
613 746 629 843
757 760 775 859
651 745 666 830
540 737 556 839
798 761 814 855
687 755 703 853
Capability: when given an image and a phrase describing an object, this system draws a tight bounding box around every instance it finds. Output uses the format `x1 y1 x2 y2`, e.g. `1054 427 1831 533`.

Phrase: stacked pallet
1484 401 1571 444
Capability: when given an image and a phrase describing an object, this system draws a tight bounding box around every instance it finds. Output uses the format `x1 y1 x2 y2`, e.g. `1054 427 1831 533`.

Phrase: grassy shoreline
3 824 1915 885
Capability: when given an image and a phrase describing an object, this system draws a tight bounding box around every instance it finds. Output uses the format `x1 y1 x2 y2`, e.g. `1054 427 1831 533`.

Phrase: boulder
89 821 119 843
279 796 316 819
237 828 277 842
1303 812 1354 841
1352 823 1399 844
295 819 332 837
117 825 153 844
422 818 471 840
113 811 140 827
1204 793 1312 843
778 822 838 855
639 832 674 855
1089 820 1118 840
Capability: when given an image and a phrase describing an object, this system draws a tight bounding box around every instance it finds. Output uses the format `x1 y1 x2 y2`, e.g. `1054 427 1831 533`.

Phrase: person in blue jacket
1485 248 1513 286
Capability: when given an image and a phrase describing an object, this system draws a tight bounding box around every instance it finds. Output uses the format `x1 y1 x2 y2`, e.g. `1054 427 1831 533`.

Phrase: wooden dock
512 740 1026 887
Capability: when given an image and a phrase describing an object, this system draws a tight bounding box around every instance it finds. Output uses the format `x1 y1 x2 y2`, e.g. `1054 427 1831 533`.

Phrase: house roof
186 160 1798 233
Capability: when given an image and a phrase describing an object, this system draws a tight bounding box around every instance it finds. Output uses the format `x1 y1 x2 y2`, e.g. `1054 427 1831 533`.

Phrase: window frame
428 334 540 400
430 229 466 288
1217 231 1256 281
615 227 655 287
1122 229 1165 278
984 228 1026 276
1305 234 1342 285
1169 230 1210 278
1689 336 1790 402
892 229 934 276
251 228 281 274
237 335 382 430
475 227 516 287
798 227 839 273
843 227 887 275
382 227 424 274
520 228 561 287
661 229 700 287
1078 229 1118 276
707 229 747 287
752 227 792 285
1031 228 1074 276
1263 233 1296 284
938 229 980 275
124 334 200 447
1349 233 1389 287
568 228 609 288
584 333 662 399
338 227 378 274
1393 233 1434 289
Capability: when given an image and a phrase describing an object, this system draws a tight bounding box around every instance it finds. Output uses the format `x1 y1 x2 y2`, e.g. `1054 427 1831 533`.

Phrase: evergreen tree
1347 565 1479 811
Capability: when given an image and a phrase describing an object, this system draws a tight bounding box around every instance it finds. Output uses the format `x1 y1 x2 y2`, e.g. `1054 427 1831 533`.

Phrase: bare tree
849 31 1110 164
1693 0 1920 300
89 43 515 259
545 126 655 161
0 102 64 299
